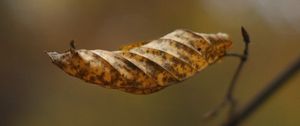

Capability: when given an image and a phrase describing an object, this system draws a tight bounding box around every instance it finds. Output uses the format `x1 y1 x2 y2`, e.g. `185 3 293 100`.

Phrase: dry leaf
46 29 232 94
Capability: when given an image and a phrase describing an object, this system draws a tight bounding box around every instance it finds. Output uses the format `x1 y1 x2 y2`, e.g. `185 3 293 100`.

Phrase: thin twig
204 26 250 119
225 53 244 58
223 55 300 126
226 26 250 118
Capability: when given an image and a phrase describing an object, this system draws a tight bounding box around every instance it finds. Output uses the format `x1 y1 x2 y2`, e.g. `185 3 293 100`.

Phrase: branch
204 26 250 119
225 26 250 117
223 55 300 126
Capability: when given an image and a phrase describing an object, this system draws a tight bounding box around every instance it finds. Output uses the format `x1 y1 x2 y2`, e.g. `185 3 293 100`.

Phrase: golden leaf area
46 29 232 94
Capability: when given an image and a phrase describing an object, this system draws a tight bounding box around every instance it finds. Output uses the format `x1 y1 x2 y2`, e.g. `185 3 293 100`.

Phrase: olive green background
1 0 300 126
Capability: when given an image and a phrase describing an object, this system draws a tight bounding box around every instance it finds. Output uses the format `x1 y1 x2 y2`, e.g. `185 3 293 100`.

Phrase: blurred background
1 0 300 126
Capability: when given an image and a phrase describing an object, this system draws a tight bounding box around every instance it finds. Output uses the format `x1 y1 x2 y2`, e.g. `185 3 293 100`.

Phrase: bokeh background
1 0 300 126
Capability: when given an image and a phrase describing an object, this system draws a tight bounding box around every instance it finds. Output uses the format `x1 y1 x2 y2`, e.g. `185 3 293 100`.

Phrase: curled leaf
46 29 232 94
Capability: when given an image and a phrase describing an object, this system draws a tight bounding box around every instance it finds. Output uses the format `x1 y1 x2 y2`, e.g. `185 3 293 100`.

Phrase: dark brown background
1 0 300 126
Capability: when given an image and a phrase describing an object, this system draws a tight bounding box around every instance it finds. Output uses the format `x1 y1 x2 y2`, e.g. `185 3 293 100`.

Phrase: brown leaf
46 29 232 94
